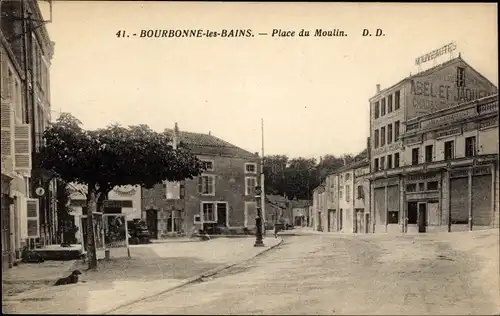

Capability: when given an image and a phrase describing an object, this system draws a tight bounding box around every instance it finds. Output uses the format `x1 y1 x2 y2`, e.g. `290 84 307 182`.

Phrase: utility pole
260 118 266 233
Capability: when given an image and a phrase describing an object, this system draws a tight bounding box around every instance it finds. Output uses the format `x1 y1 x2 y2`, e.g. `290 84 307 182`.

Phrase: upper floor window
245 163 257 173
387 154 393 169
381 98 386 116
394 121 400 141
444 141 455 160
465 136 476 157
387 123 393 144
374 158 379 171
357 185 364 199
245 177 257 196
380 126 386 146
425 145 433 163
374 129 380 148
201 160 214 172
345 185 351 202
412 148 419 165
394 153 400 168
345 173 351 181
380 156 386 170
457 67 465 87
198 175 215 195
374 101 380 119
394 91 400 110
387 95 393 113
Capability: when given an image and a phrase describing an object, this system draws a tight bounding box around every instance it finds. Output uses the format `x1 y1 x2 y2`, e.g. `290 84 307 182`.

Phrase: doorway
216 203 228 227
328 210 336 232
418 202 427 233
355 209 364 233
365 213 370 233
407 202 418 225
146 209 158 239
339 209 343 231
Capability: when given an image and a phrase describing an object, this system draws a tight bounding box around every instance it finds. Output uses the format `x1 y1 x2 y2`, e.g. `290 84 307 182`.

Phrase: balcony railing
35 132 45 152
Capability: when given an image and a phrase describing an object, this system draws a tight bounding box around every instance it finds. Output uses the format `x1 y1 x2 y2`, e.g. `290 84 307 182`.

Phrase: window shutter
1 103 14 171
163 182 167 199
26 198 40 238
198 177 203 193
14 123 32 171
208 176 214 194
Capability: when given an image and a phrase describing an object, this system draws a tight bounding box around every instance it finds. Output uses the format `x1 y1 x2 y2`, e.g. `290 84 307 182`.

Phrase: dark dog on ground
54 269 83 286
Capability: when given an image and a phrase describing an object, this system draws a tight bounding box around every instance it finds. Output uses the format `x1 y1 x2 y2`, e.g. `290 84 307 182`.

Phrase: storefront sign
478 118 498 130
415 42 457 66
436 127 461 139
450 169 469 179
477 101 498 114
420 107 476 129
404 134 422 145
372 141 403 156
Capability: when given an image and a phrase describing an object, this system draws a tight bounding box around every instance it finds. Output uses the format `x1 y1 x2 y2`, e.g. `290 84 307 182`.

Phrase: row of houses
65 123 312 244
1 0 57 270
311 55 499 234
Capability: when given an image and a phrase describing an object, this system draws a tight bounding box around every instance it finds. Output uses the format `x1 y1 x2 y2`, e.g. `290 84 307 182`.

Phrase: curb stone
101 237 284 315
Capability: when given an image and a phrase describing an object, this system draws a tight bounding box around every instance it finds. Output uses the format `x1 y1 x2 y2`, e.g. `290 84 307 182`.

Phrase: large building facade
369 56 498 233
370 94 499 233
142 124 261 238
1 0 55 269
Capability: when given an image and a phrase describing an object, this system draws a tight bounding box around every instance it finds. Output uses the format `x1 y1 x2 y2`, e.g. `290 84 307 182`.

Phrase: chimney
208 131 211 136
376 84 381 93
173 122 179 149
342 155 347 166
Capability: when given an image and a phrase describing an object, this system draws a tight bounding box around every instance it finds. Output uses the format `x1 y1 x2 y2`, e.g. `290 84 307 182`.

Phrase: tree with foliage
37 113 204 270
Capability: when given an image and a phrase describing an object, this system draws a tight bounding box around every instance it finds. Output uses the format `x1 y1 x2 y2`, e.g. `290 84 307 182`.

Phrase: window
374 129 379 148
394 153 400 168
381 98 386 116
387 95 393 113
245 177 257 196
198 175 215 195
412 148 419 165
427 181 439 191
387 211 399 224
374 158 379 171
387 123 393 144
395 91 400 110
406 183 417 192
444 141 454 160
339 187 343 199
380 126 386 146
201 160 214 172
345 173 351 181
245 163 257 173
357 185 364 199
380 156 385 170
465 136 476 157
394 121 400 141
425 145 433 163
387 154 393 169
374 101 380 119
418 183 425 192
193 215 201 223
457 67 465 87
345 185 350 202
202 202 216 222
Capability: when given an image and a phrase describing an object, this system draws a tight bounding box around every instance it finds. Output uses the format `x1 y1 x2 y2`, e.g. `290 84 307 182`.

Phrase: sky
39 2 498 160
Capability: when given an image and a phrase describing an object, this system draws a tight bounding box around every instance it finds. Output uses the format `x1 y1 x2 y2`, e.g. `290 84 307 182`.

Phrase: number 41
116 30 126 38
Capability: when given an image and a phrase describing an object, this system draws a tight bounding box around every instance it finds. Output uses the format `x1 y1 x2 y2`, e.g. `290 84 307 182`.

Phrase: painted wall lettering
420 107 476 129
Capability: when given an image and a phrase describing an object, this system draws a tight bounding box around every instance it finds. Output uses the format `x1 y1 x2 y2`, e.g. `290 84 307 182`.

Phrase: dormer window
245 163 257 174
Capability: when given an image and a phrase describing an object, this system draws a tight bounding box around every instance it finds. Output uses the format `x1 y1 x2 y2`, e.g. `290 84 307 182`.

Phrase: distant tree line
263 149 367 200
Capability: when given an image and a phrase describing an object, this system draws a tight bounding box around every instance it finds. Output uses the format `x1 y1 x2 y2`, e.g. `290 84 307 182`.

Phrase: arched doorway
145 209 158 239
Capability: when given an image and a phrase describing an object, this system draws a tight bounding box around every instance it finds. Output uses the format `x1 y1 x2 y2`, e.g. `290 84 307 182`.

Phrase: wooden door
418 203 427 233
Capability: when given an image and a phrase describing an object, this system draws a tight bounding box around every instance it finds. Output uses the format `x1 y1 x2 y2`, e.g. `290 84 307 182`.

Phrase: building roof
370 56 497 101
164 129 258 159
324 157 369 177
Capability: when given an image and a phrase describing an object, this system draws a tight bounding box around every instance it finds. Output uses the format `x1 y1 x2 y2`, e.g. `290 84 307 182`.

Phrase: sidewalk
2 236 282 315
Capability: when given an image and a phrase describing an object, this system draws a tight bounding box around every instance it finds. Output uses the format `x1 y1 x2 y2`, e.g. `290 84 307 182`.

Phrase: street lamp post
254 185 265 247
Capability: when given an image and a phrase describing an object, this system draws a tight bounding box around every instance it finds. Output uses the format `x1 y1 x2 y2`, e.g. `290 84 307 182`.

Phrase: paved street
112 229 500 315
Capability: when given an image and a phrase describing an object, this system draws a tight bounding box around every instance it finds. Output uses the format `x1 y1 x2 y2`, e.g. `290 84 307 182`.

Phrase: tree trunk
86 190 101 271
